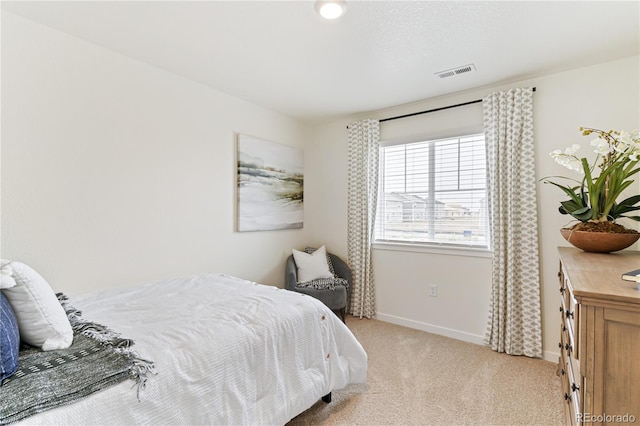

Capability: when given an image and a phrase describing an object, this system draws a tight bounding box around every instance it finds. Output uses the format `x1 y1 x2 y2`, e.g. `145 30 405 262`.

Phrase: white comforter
21 273 367 425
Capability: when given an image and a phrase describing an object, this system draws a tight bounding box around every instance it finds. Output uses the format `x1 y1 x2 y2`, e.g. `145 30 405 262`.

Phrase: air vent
455 65 473 74
438 71 455 79
435 64 476 79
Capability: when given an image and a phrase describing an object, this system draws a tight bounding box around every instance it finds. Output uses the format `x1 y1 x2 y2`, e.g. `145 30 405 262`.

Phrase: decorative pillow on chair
2 261 73 351
304 246 335 275
292 245 333 283
295 246 350 291
0 292 20 382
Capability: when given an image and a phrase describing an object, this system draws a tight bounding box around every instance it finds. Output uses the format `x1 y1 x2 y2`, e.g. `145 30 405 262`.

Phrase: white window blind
375 133 489 248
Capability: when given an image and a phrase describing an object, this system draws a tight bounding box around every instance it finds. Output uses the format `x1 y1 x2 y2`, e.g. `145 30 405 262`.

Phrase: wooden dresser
557 247 640 425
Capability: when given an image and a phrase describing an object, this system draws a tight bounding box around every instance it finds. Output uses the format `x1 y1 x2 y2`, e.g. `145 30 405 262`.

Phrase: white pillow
2 261 73 351
0 260 16 289
292 245 334 283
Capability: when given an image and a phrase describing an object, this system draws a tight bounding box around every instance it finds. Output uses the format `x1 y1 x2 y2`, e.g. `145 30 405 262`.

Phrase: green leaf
559 199 587 213
573 210 593 221
544 181 582 205
559 199 591 222
611 204 640 216
617 194 640 207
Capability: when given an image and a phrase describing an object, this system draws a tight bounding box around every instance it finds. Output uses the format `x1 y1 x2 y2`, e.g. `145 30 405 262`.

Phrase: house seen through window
375 133 489 249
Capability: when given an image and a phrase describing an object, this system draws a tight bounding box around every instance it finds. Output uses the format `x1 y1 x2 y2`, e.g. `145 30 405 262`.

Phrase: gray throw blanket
0 294 155 425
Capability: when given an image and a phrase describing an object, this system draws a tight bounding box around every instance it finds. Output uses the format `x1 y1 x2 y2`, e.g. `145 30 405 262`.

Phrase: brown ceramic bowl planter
560 227 640 253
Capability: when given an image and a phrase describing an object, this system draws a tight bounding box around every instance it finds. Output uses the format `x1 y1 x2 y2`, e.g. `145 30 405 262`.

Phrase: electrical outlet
429 285 437 297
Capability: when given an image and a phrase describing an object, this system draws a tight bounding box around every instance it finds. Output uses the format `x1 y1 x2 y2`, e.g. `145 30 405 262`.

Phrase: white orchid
550 144 583 174
544 127 640 223
590 138 611 155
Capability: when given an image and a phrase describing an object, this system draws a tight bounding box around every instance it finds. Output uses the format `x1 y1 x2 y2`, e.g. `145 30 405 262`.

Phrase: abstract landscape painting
236 134 303 231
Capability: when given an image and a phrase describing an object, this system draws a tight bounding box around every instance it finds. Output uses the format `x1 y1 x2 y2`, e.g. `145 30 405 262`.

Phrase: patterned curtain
483 88 542 358
347 119 380 319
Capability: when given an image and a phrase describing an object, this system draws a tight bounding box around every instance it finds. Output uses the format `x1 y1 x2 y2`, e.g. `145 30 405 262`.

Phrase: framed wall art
236 134 303 231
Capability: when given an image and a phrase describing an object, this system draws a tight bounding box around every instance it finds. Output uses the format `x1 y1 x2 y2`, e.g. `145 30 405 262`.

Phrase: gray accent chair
285 252 352 322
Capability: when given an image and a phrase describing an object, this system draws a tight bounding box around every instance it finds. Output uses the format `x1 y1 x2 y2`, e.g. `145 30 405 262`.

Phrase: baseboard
374 312 485 346
542 350 560 363
375 312 561 363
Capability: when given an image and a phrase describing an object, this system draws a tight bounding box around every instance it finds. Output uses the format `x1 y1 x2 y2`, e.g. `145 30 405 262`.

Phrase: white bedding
20 273 367 425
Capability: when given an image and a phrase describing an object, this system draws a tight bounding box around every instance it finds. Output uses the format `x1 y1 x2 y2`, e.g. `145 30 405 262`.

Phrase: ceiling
2 1 639 124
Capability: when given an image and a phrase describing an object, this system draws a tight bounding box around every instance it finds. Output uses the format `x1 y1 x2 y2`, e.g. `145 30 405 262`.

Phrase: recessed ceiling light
315 0 347 20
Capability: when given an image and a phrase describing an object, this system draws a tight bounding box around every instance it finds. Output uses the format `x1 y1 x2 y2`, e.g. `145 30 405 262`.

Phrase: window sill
372 241 493 258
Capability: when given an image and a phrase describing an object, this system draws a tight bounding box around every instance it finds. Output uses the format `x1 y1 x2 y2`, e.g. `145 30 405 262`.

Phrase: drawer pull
564 343 573 353
564 393 572 402
561 368 566 376
558 342 562 349
559 306 564 313
559 287 566 294
565 310 574 319
562 325 567 332
572 383 580 392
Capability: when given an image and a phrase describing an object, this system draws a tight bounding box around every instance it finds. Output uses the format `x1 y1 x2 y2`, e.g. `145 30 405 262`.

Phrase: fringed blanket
0 294 155 425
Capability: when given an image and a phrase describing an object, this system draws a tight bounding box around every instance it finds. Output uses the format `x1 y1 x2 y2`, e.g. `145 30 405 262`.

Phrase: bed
1 272 367 425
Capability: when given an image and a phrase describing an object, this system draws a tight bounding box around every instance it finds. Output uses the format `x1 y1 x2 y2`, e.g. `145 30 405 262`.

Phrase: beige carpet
289 317 563 426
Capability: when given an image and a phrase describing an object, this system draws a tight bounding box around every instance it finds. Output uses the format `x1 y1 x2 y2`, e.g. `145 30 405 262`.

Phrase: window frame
374 132 492 254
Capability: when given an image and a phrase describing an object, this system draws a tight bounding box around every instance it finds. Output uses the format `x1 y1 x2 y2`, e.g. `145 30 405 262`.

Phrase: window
375 133 489 249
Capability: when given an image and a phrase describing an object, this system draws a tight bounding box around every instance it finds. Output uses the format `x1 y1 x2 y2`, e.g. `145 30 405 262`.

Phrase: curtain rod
347 87 537 127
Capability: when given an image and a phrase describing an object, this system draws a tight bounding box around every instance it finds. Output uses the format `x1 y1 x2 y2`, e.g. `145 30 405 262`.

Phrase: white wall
1 12 312 295
308 55 640 360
